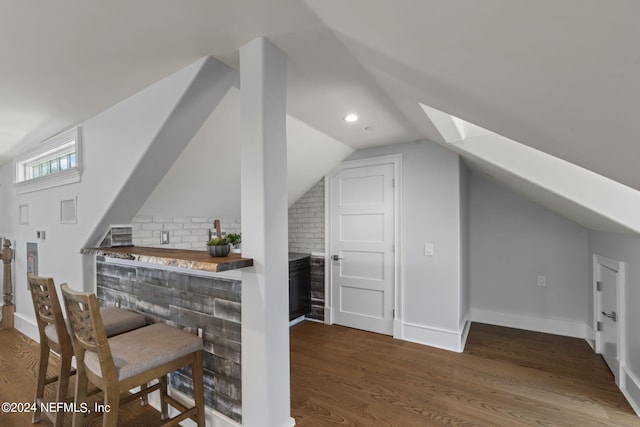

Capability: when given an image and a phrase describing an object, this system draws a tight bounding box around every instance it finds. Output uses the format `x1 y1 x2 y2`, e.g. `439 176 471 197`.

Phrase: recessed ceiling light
344 114 359 123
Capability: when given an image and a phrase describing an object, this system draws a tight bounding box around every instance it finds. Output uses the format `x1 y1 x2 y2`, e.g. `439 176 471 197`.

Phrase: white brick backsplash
164 223 183 230
173 242 195 249
288 179 325 253
141 223 163 230
152 216 173 223
183 223 202 230
132 215 240 249
173 217 192 223
132 216 152 223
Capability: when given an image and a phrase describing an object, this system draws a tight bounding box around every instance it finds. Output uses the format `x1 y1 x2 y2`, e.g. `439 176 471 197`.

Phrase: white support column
240 38 294 427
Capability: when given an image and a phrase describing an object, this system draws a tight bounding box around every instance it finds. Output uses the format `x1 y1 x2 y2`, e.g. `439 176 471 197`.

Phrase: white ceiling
1 1 639 230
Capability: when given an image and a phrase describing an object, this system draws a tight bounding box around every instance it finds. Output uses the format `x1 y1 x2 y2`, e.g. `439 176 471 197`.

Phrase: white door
598 263 619 378
330 162 395 335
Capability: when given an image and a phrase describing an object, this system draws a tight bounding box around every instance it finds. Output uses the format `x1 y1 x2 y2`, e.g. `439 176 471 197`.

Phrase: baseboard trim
469 308 587 339
585 325 596 351
621 367 640 417
14 312 39 342
459 319 471 352
289 316 305 327
393 318 403 339
324 307 331 324
401 321 466 353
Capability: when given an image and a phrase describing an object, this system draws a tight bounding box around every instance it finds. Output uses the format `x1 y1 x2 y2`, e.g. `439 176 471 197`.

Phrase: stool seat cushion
84 323 203 381
100 307 147 336
44 308 146 344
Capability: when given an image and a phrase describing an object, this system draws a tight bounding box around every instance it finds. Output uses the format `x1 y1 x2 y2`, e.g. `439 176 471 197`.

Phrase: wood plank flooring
0 327 163 426
290 322 639 427
1 322 638 426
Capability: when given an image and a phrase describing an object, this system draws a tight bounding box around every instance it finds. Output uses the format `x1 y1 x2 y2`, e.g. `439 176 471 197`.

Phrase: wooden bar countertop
81 246 253 273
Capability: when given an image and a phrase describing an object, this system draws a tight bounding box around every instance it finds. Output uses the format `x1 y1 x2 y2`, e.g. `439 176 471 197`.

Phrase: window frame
14 126 82 194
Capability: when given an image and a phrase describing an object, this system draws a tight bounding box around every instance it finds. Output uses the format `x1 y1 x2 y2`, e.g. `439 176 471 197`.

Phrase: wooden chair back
27 273 71 353
60 283 117 385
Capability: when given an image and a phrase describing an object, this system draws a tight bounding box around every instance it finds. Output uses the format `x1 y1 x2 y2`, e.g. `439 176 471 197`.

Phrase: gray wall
469 171 590 323
589 231 640 379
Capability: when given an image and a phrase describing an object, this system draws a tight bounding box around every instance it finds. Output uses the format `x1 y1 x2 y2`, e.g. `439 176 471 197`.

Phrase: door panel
331 163 394 335
340 286 384 318
341 214 385 242
341 251 385 280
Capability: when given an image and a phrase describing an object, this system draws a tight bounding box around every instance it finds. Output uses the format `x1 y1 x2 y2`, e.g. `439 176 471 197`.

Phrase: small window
15 126 82 194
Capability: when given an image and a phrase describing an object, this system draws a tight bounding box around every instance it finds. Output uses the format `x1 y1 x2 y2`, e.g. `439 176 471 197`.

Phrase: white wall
139 87 242 217
468 171 590 337
0 58 213 338
139 88 353 219
345 140 465 351
589 230 640 413
459 159 470 331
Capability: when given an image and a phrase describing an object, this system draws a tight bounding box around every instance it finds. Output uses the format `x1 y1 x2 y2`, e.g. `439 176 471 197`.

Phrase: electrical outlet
161 230 170 244
537 275 546 287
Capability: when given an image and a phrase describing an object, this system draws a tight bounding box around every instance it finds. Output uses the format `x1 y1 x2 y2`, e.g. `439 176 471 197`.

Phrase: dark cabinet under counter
289 253 311 321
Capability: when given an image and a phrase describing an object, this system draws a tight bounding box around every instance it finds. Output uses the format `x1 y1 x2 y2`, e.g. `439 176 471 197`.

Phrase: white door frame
593 253 626 385
324 154 402 337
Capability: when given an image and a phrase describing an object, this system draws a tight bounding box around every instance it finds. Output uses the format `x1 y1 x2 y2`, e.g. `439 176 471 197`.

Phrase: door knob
601 311 617 322
332 254 342 261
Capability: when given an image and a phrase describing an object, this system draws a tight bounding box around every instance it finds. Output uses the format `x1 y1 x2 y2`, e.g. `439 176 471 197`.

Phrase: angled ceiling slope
420 103 640 235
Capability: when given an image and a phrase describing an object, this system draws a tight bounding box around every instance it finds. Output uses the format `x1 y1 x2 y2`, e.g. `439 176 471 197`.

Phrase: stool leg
140 382 149 406
53 349 72 427
192 351 205 427
159 375 169 420
103 383 120 427
32 343 50 423
72 369 88 427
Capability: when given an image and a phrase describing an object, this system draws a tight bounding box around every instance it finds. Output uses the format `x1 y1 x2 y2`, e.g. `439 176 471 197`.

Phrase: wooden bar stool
60 283 205 427
27 274 147 427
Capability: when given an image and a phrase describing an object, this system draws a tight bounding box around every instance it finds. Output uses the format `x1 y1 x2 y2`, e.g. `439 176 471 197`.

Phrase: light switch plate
161 230 170 244
424 243 434 256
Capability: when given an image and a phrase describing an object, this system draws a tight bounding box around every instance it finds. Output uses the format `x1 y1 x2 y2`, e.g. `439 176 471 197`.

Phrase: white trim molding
14 312 39 343
593 254 627 387
400 321 469 353
585 325 596 351
621 367 640 416
14 126 82 194
469 308 587 339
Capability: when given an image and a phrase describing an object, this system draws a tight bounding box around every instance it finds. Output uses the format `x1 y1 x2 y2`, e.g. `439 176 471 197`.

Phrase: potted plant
227 233 242 254
206 236 231 257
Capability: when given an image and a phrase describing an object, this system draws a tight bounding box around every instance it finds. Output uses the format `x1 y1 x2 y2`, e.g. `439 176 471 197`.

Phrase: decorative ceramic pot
208 244 231 257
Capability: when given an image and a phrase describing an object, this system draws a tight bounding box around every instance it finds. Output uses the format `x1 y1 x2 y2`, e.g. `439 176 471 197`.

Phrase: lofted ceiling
1 1 639 230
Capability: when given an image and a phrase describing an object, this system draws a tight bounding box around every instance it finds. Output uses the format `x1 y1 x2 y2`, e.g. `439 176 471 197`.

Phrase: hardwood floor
2 322 637 426
290 322 639 427
0 327 163 426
